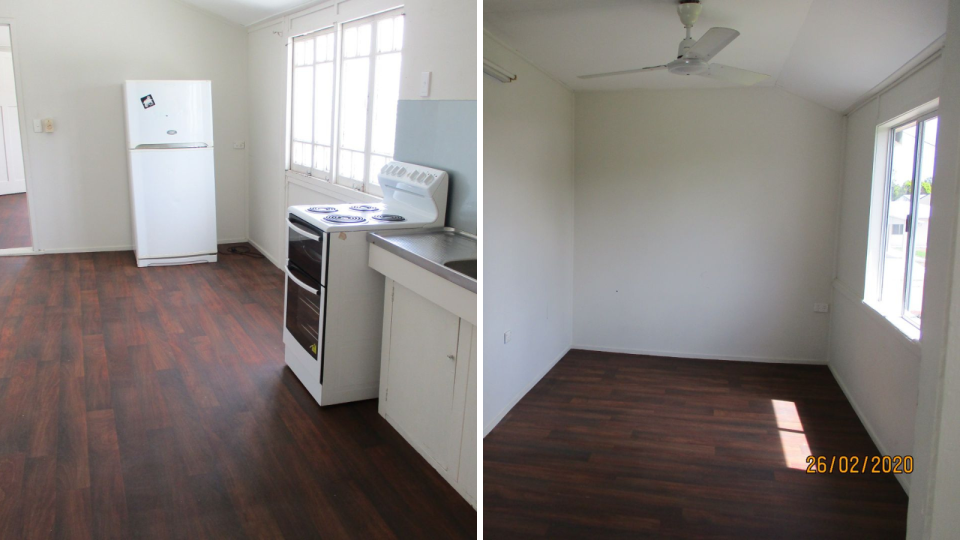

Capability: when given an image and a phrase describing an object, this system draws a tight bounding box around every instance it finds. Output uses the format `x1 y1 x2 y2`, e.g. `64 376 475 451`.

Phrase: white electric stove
283 161 449 406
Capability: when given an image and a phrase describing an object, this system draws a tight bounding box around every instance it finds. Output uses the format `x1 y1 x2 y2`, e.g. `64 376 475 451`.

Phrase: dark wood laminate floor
484 349 909 539
0 245 475 539
0 193 31 249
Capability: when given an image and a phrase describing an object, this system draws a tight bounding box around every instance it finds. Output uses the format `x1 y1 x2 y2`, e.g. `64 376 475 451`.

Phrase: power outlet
814 303 830 313
504 330 512 344
233 141 245 149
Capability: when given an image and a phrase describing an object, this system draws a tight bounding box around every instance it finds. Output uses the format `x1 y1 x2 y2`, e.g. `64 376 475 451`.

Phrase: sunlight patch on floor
772 399 811 470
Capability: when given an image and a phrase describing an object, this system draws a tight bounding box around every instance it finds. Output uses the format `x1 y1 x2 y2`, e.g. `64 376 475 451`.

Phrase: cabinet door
384 283 465 473
457 324 477 502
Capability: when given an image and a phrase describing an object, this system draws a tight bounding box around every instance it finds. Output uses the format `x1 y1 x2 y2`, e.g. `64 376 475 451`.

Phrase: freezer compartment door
129 147 217 259
124 80 213 148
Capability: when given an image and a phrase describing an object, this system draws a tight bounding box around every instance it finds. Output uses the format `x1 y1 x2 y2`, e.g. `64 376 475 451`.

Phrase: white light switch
420 71 431 98
33 119 42 133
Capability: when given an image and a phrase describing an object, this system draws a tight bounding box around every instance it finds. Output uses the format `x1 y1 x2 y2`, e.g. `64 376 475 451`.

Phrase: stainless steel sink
367 228 478 292
443 259 477 279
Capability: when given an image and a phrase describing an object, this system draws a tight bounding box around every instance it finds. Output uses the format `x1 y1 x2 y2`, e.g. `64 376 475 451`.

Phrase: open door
0 23 31 251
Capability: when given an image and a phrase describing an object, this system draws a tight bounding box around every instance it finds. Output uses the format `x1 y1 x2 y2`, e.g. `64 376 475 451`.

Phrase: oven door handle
286 267 320 296
287 219 322 242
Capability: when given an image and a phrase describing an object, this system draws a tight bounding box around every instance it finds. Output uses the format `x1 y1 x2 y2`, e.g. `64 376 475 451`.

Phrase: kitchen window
289 8 404 196
873 113 939 327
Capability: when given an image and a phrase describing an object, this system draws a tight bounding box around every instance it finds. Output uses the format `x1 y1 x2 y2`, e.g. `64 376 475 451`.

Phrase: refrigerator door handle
134 143 209 150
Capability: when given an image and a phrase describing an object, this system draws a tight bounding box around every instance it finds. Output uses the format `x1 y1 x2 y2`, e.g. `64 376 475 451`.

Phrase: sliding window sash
335 8 404 196
290 26 337 180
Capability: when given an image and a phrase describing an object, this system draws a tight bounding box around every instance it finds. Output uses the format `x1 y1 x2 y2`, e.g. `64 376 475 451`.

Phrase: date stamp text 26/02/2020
805 455 913 475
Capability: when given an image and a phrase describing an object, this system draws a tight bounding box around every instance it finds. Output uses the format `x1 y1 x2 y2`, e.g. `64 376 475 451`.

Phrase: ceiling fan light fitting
677 2 702 28
668 57 707 75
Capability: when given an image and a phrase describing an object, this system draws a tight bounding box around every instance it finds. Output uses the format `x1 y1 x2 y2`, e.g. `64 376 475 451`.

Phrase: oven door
285 262 326 381
288 214 326 286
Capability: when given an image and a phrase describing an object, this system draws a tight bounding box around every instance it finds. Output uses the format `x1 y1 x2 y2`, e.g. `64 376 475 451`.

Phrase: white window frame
877 112 937 327
865 99 939 336
286 6 404 198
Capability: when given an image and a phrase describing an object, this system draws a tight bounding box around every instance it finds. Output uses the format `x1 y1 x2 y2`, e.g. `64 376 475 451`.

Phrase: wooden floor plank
0 193 32 249
484 349 909 539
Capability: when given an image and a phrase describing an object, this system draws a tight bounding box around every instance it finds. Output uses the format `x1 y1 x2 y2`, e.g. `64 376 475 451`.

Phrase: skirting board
248 237 282 270
25 238 250 256
828 364 910 494
574 344 827 365
0 246 36 256
0 180 26 196
483 346 571 437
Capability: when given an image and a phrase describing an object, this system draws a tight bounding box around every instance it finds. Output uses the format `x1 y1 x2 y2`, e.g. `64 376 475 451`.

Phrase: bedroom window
874 113 938 326
288 8 404 196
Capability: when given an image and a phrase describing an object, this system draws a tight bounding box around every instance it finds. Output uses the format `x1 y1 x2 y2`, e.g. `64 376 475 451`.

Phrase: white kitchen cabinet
378 278 477 507
457 326 477 499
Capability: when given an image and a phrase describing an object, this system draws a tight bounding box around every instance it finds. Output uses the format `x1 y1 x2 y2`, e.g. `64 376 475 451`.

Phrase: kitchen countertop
367 228 477 293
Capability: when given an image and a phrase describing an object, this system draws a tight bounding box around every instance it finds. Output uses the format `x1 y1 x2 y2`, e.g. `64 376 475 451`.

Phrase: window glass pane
292 65 314 143
378 18 394 53
314 63 334 147
326 34 335 61
314 145 330 172
315 34 329 63
292 140 303 166
339 58 369 152
881 121 917 311
393 16 404 51
906 117 938 320
371 52 401 157
339 149 352 179
303 38 314 65
292 142 312 168
357 24 372 56
343 27 357 58
353 151 365 180
339 149 364 181
294 40 305 66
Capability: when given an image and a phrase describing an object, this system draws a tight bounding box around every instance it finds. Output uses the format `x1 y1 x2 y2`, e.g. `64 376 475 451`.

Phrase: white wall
573 88 843 364
246 0 477 266
482 37 575 435
828 57 944 494
247 20 287 264
0 0 249 252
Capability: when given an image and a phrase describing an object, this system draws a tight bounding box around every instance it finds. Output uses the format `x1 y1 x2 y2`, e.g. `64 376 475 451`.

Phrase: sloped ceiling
178 0 316 26
484 0 948 112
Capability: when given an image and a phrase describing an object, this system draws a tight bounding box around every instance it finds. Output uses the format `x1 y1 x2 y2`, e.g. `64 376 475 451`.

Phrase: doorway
0 23 31 251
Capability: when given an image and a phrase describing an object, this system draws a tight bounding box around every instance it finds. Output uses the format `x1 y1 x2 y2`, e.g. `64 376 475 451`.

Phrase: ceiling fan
579 0 770 86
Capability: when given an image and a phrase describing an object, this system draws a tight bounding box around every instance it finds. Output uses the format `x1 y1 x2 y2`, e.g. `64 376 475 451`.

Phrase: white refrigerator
123 80 217 267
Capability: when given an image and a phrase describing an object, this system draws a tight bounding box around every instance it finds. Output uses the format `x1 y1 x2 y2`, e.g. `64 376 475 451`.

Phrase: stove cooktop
289 202 434 232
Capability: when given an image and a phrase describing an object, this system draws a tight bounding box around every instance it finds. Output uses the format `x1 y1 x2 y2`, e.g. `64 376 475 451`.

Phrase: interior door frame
0 18 38 255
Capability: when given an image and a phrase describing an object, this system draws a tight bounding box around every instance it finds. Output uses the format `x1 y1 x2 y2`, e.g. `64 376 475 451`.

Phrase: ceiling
179 0 315 26
484 0 949 112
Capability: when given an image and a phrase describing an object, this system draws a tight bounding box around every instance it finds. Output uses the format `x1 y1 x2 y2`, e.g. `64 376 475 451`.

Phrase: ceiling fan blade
687 27 740 61
578 65 667 80
699 64 770 86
